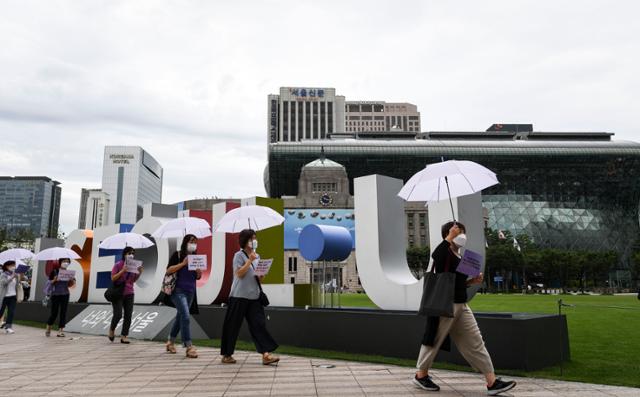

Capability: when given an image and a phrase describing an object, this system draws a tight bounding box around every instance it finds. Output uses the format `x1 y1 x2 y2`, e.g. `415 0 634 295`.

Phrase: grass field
15 293 640 388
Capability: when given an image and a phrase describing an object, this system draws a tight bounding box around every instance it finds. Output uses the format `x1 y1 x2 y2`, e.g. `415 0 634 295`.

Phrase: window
320 102 326 138
313 101 319 139
305 102 311 139
283 102 289 141
361 104 373 112
348 104 360 112
293 256 297 271
290 277 295 284
297 101 303 140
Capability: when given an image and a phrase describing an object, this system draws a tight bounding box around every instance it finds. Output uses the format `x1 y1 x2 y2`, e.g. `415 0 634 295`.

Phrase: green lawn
15 294 640 388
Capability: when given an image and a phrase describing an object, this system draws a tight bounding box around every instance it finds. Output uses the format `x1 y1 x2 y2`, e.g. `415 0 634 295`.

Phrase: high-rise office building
268 87 345 142
267 87 422 141
345 101 421 133
0 176 61 238
101 146 163 225
78 188 101 229
81 190 110 230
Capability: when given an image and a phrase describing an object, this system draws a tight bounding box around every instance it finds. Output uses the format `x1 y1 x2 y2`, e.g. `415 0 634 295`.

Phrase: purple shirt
112 260 137 296
49 269 71 296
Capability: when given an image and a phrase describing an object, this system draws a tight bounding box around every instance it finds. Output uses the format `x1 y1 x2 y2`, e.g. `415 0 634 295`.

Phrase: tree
406 246 430 279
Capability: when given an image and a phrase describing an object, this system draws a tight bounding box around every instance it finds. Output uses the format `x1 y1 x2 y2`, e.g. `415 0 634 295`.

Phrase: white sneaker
5 328 15 334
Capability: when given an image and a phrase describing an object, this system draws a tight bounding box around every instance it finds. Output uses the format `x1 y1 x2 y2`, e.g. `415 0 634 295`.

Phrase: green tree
406 246 430 278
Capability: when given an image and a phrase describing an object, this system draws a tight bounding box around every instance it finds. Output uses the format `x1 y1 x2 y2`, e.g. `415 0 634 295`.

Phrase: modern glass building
102 146 163 225
266 131 640 271
0 176 61 238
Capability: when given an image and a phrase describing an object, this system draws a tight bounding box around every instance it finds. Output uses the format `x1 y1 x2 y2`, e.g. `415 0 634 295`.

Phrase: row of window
312 182 337 193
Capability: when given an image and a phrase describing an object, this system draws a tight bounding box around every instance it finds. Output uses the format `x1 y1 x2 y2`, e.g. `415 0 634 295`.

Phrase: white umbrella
152 217 212 239
398 159 499 220
34 247 81 261
98 232 155 249
213 205 285 233
0 248 35 264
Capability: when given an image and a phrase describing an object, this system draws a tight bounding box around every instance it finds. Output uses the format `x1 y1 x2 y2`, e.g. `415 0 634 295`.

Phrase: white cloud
0 0 638 233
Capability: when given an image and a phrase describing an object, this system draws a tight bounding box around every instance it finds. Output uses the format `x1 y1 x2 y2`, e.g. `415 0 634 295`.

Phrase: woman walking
165 234 201 358
220 229 279 365
46 258 75 337
0 261 23 334
108 247 142 344
413 221 516 396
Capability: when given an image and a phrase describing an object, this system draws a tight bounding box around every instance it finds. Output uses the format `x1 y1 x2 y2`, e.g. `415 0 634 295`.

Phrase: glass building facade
0 176 61 238
266 137 640 269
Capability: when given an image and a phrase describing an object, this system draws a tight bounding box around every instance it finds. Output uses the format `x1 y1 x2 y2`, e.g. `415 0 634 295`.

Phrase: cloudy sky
1 0 638 234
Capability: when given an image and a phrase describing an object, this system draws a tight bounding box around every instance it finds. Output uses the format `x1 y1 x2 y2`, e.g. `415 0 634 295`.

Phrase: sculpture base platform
15 302 569 371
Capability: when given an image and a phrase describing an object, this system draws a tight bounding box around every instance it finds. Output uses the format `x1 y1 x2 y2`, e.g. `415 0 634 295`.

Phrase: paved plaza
0 325 637 397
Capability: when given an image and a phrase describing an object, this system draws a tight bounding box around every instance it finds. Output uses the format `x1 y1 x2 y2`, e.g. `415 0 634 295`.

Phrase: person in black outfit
413 221 517 396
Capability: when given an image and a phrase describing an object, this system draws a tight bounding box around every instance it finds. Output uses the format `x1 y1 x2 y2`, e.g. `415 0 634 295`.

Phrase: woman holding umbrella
98 232 153 344
46 258 76 337
108 246 143 344
164 234 202 358
220 229 279 365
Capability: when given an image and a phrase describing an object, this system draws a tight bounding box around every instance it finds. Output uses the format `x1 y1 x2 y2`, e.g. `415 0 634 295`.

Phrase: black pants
0 296 17 327
221 297 278 356
110 294 134 336
47 294 70 328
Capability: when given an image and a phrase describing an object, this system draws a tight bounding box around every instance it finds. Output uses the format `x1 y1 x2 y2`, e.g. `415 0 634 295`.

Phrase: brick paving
0 325 637 396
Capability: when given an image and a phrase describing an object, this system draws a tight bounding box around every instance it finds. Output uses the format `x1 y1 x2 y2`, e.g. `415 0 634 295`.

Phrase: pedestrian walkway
0 325 637 396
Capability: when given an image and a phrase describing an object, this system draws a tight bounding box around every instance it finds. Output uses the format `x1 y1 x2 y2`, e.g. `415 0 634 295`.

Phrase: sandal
57 332 65 338
45 329 51 337
166 341 177 354
120 338 130 344
262 353 280 365
185 346 198 358
221 356 236 364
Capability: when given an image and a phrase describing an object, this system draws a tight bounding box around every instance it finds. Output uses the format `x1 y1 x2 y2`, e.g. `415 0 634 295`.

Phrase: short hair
238 229 256 250
122 246 135 260
2 260 16 271
441 221 466 239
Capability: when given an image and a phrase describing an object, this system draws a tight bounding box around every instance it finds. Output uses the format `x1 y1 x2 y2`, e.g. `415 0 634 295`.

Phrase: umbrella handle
445 176 456 221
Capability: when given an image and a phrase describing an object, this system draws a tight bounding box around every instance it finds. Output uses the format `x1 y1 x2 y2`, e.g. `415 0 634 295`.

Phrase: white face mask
61 262 70 269
251 239 258 250
187 243 197 253
453 234 467 248
125 254 135 260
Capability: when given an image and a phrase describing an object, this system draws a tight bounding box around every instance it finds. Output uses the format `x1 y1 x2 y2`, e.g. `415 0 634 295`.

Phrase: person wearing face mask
165 234 202 358
220 229 279 365
413 221 516 395
0 261 24 334
46 258 76 337
108 246 143 344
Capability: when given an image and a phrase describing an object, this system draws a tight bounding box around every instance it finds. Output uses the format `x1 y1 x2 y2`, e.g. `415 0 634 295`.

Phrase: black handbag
418 250 456 317
254 274 270 307
104 281 125 303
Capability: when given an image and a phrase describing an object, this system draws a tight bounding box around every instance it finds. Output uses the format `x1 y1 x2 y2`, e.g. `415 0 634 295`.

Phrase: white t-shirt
5 276 17 297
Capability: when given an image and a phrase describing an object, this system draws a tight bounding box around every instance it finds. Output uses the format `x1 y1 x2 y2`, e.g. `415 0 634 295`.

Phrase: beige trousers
416 303 494 374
